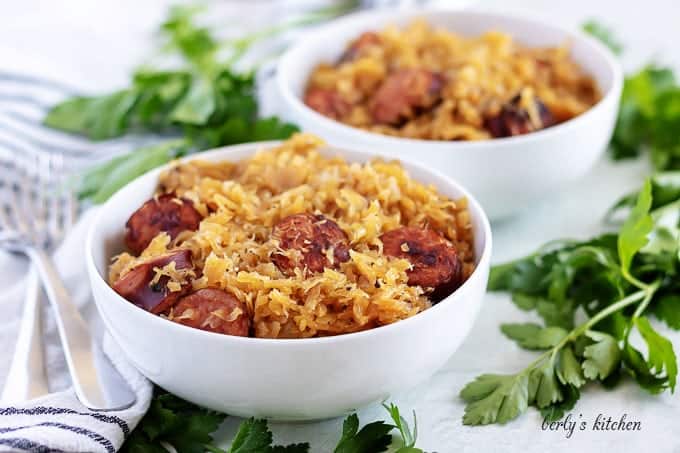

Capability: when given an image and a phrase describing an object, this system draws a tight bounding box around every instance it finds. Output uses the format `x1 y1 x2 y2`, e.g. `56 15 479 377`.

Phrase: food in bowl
303 19 600 140
108 134 476 339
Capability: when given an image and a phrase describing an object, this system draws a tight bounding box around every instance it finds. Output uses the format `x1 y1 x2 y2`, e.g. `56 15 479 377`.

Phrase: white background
1 0 680 451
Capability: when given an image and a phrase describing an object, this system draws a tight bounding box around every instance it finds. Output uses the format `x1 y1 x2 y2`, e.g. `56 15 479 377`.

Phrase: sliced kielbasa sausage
484 93 555 138
339 31 381 63
112 249 193 314
271 213 350 275
381 226 462 301
169 288 250 337
370 69 444 125
304 88 352 120
125 193 202 255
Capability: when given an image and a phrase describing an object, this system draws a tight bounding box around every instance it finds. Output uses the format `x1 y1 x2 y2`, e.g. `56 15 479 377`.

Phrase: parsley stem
542 282 659 364
631 279 662 318
622 268 649 292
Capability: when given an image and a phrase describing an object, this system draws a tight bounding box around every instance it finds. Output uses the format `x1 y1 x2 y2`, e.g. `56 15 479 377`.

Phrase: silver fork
0 151 60 402
0 151 135 410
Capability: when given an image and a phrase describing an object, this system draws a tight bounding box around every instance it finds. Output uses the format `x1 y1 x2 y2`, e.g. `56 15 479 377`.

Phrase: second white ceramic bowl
276 9 623 219
86 141 491 420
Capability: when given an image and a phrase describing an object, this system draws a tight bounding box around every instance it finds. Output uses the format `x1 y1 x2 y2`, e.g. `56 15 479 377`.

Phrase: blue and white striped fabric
0 336 151 453
0 70 157 172
0 72 154 452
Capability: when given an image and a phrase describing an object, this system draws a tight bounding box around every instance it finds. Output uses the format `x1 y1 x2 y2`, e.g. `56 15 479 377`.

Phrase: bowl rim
86 139 493 347
276 7 624 149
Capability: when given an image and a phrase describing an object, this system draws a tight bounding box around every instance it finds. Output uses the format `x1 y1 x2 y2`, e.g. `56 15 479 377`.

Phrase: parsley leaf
84 139 189 203
227 419 273 453
501 323 568 350
160 5 219 76
618 180 653 283
169 76 216 125
44 89 140 140
334 413 393 453
120 390 226 453
556 346 586 388
528 358 564 408
460 374 529 425
220 418 309 453
582 331 621 380
634 317 678 391
582 20 623 55
622 339 670 394
382 403 421 453
540 385 580 422
607 172 680 222
609 64 680 170
489 235 622 330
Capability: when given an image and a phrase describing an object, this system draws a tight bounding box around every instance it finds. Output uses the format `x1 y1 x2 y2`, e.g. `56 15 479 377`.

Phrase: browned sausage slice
112 249 193 314
125 193 203 255
485 94 555 137
339 31 381 63
272 213 350 275
381 226 462 301
170 288 250 337
304 88 352 120
370 69 444 125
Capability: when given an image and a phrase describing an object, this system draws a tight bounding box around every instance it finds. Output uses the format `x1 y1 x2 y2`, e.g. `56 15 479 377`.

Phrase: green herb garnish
44 3 358 202
211 418 309 453
461 181 679 425
120 389 226 453
610 66 680 170
583 20 680 172
124 393 422 453
382 403 422 453
333 413 393 453
582 20 623 55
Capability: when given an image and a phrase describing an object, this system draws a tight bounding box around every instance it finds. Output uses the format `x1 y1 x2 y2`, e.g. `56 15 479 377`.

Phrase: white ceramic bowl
275 9 623 219
86 141 492 420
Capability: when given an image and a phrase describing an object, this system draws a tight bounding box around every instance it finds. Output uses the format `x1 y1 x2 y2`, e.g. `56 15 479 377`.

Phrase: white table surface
2 1 680 452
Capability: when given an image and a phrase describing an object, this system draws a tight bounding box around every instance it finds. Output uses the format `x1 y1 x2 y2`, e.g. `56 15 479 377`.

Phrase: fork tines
0 149 76 251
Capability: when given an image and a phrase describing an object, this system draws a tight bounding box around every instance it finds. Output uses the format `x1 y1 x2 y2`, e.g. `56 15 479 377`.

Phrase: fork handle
1 267 49 402
26 248 134 410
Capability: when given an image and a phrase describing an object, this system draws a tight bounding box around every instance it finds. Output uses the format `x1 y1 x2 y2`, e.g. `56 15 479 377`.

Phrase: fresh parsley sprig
610 65 680 170
461 180 679 425
123 392 423 453
583 21 680 172
607 171 680 223
44 3 360 203
120 389 227 453
382 403 422 453
582 20 623 55
334 413 393 453
205 418 309 453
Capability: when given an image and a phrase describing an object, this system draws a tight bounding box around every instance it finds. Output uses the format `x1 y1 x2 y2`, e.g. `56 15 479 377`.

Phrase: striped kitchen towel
0 337 152 453
0 68 157 172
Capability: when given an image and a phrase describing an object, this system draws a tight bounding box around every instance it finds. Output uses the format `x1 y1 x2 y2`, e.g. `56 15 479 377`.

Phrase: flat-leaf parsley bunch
461 180 679 425
44 3 359 202
121 390 424 453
